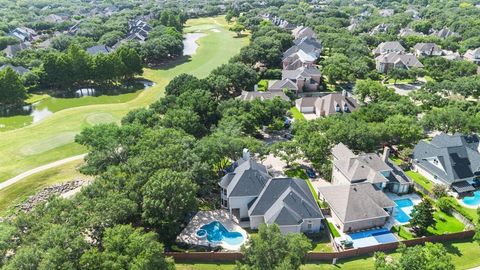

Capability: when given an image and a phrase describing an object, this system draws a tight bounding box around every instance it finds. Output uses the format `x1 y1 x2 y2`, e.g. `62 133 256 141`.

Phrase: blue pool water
197 221 245 246
394 199 414 223
348 228 391 240
463 191 480 206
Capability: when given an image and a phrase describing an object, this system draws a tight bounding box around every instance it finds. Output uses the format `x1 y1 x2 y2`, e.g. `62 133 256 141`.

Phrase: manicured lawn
290 106 305 120
285 167 308 180
311 232 334 252
445 197 479 223
405 170 433 191
0 16 248 183
390 156 403 166
175 240 480 270
391 225 415 240
427 211 465 235
327 221 340 238
0 159 89 216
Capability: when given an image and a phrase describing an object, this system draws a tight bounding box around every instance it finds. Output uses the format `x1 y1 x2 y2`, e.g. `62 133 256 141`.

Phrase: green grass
390 156 403 166
285 167 308 180
327 221 340 238
0 159 89 216
0 16 248 183
444 197 478 223
405 170 434 191
391 225 415 240
427 211 465 235
175 240 480 270
290 107 305 120
311 232 334 252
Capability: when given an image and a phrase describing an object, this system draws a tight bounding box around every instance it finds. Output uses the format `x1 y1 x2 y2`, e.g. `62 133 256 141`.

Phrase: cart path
0 154 87 191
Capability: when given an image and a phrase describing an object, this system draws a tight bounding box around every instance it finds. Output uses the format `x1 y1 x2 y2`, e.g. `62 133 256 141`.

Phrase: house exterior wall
228 196 256 219
300 218 322 233
249 216 264 229
342 216 389 232
412 162 449 186
299 105 314 113
279 225 301 234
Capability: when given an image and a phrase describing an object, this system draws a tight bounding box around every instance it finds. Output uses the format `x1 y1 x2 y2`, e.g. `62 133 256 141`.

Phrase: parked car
305 168 316 178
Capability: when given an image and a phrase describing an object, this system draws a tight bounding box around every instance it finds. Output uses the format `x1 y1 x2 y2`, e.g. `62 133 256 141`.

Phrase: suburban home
379 8 395 17
413 43 442 56
0 64 30 76
3 42 30 58
375 52 424 73
86 45 113 55
330 143 412 194
284 38 322 59
369 23 390 36
219 151 324 234
294 36 322 50
282 50 316 70
464 48 480 64
318 183 396 232
412 133 480 195
398 28 423 38
237 90 290 102
44 14 66 23
295 92 359 118
292 26 316 40
432 27 458 39
281 66 321 92
9 27 36 42
373 41 405 56
268 78 298 92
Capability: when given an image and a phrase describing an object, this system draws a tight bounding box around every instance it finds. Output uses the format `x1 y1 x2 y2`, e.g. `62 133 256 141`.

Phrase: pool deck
176 210 248 251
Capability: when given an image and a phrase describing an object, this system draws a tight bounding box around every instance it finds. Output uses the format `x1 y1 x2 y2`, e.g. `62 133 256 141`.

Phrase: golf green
0 16 248 182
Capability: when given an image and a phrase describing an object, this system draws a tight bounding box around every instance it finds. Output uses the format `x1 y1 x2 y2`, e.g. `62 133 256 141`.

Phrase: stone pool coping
176 210 248 251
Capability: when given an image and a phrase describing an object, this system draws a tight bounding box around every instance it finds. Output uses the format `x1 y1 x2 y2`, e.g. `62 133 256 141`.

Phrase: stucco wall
229 196 255 219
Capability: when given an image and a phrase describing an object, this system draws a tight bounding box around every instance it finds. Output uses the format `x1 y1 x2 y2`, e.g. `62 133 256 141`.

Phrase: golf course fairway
0 16 248 182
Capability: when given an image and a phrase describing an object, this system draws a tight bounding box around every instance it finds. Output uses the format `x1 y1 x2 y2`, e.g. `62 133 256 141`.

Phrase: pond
183 32 206 56
0 80 154 131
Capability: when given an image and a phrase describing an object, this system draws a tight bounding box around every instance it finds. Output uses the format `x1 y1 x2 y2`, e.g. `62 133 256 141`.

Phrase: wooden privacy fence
167 230 475 262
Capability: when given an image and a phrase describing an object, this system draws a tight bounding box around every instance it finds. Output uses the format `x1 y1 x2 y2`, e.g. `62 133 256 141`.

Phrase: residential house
369 23 390 36
464 48 480 64
267 79 299 93
3 42 30 58
442 50 462 61
379 9 395 17
219 151 324 234
375 52 423 73
0 64 30 76
295 92 359 118
292 26 316 40
282 66 321 92
398 28 423 38
330 143 412 194
282 50 316 70
432 27 458 39
86 44 113 55
44 14 65 23
412 133 480 195
373 41 405 56
319 183 396 232
405 8 421 20
284 37 322 59
9 27 36 42
413 43 442 57
237 90 290 102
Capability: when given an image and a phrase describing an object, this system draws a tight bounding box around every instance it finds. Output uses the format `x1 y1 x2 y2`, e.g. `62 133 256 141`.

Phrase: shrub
257 79 268 91
262 68 282 79
436 197 451 213
431 184 448 199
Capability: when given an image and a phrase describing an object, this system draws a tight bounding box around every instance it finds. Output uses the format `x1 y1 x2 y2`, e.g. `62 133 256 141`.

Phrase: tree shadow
442 240 463 257
149 55 192 70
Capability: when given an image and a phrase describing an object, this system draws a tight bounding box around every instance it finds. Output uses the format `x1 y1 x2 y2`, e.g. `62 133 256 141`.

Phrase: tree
161 108 207 137
165 73 206 97
375 243 454 270
354 79 398 103
271 141 302 167
210 63 257 96
475 208 480 245
436 197 451 213
384 115 424 145
80 225 175 270
230 23 246 37
142 169 198 242
237 224 311 270
431 184 448 199
0 67 27 109
410 199 435 235
388 68 409 84
421 106 473 134
322 53 353 84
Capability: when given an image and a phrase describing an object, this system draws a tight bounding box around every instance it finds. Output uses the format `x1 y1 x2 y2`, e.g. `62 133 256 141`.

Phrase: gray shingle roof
373 41 405 55
318 183 395 223
268 79 298 92
219 158 270 197
413 133 480 184
0 64 30 76
86 45 113 55
282 66 321 80
249 178 323 225
237 90 290 102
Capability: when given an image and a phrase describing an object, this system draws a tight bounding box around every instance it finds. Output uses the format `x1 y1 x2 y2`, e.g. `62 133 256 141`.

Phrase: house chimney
382 146 390 162
243 148 250 160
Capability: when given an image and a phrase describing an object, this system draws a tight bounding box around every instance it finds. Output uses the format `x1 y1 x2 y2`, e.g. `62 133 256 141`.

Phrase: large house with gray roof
412 133 480 195
219 151 324 234
318 183 396 232
413 43 442 57
373 41 405 56
330 143 412 194
375 52 424 73
295 92 359 119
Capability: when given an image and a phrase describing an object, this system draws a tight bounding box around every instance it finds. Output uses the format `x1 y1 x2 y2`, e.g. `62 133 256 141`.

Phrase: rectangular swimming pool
394 198 414 224
347 228 398 248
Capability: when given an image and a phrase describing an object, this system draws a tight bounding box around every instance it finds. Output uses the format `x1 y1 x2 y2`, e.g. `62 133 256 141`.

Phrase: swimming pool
197 221 245 246
347 228 398 248
394 199 414 223
463 191 480 206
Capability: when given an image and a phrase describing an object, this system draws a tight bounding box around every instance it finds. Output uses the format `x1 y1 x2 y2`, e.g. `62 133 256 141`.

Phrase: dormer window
335 104 340 112
343 103 349 112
